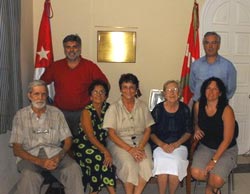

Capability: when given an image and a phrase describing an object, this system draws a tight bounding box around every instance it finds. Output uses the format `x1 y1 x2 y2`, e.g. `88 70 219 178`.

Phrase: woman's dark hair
199 77 228 109
119 73 142 97
88 79 109 97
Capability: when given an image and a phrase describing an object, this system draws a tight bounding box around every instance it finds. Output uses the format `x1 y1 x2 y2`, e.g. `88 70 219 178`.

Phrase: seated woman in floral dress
73 80 116 194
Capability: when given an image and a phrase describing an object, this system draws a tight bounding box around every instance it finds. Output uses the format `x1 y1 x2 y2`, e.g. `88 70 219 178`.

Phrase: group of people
10 31 238 194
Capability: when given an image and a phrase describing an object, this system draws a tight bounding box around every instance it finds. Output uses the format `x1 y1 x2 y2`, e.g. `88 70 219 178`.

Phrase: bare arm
50 136 72 161
138 127 151 149
212 106 235 161
108 128 131 151
171 133 191 148
81 110 112 167
108 128 146 162
150 133 165 148
205 106 235 174
193 102 205 141
82 110 109 153
150 133 173 153
13 143 44 166
13 143 57 170
151 132 191 153
61 136 72 153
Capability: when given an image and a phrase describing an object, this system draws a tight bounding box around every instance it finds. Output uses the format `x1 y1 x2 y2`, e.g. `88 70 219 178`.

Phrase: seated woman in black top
191 77 238 194
150 80 192 194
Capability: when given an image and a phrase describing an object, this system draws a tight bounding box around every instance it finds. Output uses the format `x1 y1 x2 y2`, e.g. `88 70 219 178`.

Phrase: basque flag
180 1 200 104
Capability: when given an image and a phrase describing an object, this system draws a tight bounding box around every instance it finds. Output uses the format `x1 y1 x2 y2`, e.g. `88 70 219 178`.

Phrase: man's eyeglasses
131 136 136 146
32 128 49 134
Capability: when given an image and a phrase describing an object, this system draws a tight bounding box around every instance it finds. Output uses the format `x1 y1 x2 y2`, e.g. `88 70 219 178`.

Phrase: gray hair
163 80 182 96
63 34 82 46
203 31 221 43
28 80 48 94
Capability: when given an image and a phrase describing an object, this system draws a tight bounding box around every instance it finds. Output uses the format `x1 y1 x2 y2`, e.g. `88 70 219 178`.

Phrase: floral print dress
73 102 116 192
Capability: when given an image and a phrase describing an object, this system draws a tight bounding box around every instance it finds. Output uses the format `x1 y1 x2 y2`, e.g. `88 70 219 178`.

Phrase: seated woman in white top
103 73 155 194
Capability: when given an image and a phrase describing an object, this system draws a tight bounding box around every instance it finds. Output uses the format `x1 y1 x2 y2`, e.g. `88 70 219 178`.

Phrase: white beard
66 50 81 61
31 101 46 109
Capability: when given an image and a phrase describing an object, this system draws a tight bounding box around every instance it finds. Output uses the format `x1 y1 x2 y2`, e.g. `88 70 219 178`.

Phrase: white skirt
152 145 189 181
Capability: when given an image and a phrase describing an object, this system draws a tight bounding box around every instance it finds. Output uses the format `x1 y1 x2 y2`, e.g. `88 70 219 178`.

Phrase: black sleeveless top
198 104 237 149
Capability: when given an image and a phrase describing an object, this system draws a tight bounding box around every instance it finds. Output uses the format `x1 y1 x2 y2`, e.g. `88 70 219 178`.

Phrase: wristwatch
211 158 217 164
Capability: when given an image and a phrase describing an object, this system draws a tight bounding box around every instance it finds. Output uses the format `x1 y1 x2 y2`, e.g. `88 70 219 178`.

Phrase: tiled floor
96 155 250 194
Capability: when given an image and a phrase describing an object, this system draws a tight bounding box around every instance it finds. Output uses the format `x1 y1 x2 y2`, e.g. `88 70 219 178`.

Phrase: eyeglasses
131 136 136 146
32 128 50 134
165 88 178 93
92 90 106 96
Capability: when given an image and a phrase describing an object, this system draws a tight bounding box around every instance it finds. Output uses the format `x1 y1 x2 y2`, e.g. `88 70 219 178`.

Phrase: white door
201 0 250 154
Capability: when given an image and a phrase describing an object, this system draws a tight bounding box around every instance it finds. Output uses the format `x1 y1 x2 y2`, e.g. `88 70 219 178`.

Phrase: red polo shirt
41 57 109 111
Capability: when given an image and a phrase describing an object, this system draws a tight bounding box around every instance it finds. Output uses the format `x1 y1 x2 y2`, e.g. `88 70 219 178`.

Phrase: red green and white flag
34 0 54 101
180 1 200 104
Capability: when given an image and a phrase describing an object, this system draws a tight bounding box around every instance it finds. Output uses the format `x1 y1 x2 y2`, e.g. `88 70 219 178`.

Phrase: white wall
21 0 34 106
33 0 205 104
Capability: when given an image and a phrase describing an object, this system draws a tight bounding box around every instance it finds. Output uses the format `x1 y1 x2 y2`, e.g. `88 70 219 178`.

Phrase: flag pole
180 1 200 105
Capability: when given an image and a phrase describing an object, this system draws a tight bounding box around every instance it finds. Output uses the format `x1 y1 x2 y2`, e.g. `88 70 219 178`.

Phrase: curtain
0 0 22 134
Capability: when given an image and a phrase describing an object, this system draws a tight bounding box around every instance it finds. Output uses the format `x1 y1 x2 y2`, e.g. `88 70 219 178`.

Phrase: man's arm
92 62 110 87
227 63 237 99
60 137 72 157
189 62 196 94
13 143 45 167
40 63 54 84
50 136 72 164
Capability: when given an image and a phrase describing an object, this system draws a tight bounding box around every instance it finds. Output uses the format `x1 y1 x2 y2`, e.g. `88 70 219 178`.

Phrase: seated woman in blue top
191 77 238 194
150 80 192 194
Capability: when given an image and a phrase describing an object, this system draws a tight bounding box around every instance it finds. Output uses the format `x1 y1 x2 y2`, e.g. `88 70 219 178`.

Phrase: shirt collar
118 97 139 112
203 54 221 64
28 105 48 116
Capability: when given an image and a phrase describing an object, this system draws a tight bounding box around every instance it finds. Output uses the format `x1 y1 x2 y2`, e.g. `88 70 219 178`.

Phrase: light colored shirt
103 98 155 145
10 105 72 162
189 55 237 101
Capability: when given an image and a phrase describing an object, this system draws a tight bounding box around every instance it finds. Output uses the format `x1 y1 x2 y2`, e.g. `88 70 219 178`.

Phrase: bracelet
211 158 217 164
127 147 133 152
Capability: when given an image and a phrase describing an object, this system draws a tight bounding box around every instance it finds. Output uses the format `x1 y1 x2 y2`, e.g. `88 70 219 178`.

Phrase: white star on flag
34 0 54 102
37 46 50 60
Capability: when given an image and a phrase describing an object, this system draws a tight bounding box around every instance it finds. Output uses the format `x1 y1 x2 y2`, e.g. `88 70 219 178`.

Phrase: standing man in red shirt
41 34 109 137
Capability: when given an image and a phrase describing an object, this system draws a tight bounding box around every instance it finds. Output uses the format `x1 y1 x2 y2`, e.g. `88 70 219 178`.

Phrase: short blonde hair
163 80 182 96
